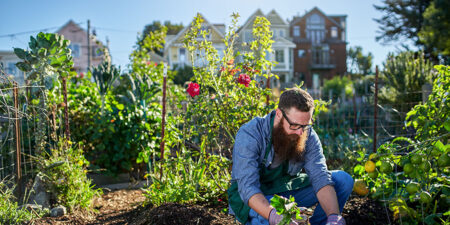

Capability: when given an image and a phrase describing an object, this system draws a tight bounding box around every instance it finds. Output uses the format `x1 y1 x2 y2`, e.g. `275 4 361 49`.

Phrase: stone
27 173 50 209
50 205 67 217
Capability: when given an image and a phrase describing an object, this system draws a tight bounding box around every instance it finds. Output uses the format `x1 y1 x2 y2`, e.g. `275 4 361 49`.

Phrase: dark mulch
343 194 395 225
31 190 397 225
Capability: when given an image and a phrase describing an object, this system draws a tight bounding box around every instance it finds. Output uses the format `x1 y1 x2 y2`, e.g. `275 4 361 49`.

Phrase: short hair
278 88 314 112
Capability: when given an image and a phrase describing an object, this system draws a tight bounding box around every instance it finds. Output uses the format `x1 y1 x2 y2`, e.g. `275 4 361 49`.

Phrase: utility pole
87 20 91 71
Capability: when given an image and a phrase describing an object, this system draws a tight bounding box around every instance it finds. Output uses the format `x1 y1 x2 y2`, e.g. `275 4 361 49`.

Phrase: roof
290 7 345 29
165 13 225 48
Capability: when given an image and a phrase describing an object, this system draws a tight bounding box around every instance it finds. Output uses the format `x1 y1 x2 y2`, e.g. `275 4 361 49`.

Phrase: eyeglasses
280 109 314 131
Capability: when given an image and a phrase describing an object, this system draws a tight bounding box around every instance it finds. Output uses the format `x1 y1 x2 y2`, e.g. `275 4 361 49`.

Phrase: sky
0 0 411 71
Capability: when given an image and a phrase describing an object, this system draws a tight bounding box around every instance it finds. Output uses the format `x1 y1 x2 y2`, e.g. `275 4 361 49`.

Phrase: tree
418 0 450 58
137 21 184 55
378 51 435 115
373 0 432 47
347 46 373 75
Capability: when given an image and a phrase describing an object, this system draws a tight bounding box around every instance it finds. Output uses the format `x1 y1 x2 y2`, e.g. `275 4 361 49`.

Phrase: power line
94 27 139 33
0 22 85 38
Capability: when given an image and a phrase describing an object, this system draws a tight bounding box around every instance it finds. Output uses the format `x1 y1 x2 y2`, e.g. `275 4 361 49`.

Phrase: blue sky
0 0 411 71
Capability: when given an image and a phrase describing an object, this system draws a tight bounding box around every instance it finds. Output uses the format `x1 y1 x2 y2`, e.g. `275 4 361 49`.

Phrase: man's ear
275 108 282 119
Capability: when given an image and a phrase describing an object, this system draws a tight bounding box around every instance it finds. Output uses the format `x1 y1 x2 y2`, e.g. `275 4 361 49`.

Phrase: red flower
238 73 251 87
227 59 234 65
79 72 84 78
155 62 158 67
146 61 151 65
220 66 225 72
186 82 200 97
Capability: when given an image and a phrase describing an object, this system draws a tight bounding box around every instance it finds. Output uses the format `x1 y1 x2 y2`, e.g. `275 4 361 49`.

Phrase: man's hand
269 208 299 225
326 214 345 225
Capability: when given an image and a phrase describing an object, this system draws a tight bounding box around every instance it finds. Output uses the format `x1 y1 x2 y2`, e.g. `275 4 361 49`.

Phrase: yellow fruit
353 179 369 196
365 161 376 173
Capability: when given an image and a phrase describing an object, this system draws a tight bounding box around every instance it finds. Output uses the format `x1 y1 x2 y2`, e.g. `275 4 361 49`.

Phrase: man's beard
272 117 308 162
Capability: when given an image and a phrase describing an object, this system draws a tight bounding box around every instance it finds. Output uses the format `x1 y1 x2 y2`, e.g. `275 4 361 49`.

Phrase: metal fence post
373 66 379 153
160 64 167 179
62 76 70 140
13 82 22 184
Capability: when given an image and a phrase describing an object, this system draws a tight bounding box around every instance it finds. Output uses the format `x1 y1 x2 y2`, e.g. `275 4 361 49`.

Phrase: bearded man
228 88 353 225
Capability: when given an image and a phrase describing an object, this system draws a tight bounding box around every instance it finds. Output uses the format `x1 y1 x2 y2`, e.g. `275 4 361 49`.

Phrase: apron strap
262 113 275 166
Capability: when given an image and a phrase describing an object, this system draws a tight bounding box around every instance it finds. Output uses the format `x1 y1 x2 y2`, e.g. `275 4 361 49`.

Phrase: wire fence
0 66 67 183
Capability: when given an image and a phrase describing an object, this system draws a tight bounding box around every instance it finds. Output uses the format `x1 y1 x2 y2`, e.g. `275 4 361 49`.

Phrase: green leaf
434 140 445 151
444 119 450 132
116 104 124 111
14 48 27 60
15 62 32 72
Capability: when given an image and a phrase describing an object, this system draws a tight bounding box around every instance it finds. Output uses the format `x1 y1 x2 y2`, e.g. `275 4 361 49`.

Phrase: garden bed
31 189 395 225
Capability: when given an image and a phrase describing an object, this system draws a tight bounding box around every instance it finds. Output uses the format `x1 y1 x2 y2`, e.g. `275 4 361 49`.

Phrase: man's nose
294 128 303 136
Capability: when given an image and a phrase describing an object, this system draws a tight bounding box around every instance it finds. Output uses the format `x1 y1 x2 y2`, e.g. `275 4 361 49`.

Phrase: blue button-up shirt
231 110 334 206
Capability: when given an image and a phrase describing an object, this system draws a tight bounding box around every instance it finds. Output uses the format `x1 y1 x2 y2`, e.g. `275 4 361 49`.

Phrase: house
236 9 296 89
163 14 226 69
56 20 105 73
0 50 25 84
290 7 347 91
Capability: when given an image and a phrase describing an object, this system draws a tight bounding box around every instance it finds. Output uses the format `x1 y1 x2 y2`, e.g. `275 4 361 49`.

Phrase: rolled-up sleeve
232 126 263 205
303 129 334 193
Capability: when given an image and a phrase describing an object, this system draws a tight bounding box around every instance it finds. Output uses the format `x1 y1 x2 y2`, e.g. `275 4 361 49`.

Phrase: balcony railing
310 50 335 69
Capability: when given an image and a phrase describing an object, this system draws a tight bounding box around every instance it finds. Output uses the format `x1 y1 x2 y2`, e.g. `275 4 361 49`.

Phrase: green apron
227 114 310 224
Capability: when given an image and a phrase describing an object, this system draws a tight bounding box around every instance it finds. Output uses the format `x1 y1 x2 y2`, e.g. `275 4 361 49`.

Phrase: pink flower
186 82 200 97
238 73 251 87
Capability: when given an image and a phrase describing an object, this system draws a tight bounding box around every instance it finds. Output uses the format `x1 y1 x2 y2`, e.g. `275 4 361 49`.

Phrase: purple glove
326 214 346 225
268 208 299 225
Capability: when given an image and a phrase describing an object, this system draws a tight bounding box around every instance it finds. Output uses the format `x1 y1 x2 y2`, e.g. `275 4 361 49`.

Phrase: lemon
419 191 432 204
437 154 450 168
353 179 369 196
368 171 378 179
403 163 413 174
411 154 422 165
380 161 393 174
419 161 431 172
365 161 376 173
405 182 420 195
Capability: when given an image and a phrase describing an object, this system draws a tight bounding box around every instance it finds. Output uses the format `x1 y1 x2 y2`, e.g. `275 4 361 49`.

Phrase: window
293 26 300 37
298 50 305 58
306 13 325 44
7 62 17 75
279 29 285 37
68 43 81 58
179 48 186 64
331 27 338 38
275 50 284 63
341 31 346 41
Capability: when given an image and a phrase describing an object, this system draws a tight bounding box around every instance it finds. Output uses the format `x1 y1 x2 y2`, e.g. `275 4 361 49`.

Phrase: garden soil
31 189 394 225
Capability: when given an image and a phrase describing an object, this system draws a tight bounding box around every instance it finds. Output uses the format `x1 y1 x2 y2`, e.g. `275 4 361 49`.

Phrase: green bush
0 179 47 224
322 76 353 103
39 139 102 211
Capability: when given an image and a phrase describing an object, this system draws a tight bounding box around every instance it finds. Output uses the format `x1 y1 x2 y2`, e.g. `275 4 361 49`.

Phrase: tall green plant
90 60 120 113
379 51 435 115
14 32 75 155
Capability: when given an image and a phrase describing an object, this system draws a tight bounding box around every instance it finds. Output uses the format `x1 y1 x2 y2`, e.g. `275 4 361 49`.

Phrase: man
228 88 353 225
